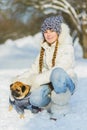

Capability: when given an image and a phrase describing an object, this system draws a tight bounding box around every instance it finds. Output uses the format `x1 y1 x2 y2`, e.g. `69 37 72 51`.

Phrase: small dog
9 81 31 118
9 81 41 118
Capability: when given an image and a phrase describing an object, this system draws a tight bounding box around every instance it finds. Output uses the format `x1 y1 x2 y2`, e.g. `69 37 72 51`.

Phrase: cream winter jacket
14 23 77 91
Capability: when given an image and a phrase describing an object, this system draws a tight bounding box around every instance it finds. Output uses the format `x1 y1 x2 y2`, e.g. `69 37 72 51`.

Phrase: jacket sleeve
55 44 77 86
56 45 75 71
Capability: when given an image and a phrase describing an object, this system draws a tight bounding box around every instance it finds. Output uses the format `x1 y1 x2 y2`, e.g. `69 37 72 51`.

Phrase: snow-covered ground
0 33 87 130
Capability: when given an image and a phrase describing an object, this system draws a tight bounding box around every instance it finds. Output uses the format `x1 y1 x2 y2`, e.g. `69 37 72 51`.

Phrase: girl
12 15 77 118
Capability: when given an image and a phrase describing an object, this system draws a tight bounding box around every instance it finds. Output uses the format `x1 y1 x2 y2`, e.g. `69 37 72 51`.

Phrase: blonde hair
39 40 58 73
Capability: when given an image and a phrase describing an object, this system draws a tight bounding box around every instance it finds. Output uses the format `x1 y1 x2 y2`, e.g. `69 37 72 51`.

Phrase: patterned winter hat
41 15 63 35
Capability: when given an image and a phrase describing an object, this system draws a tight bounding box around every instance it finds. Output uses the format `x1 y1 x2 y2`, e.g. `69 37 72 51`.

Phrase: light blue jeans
30 68 75 108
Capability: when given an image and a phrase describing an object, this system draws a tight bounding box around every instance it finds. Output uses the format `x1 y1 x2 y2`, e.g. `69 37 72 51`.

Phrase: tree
18 0 87 58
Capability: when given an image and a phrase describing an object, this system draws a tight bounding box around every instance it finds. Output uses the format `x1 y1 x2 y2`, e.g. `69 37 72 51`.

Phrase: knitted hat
41 15 63 35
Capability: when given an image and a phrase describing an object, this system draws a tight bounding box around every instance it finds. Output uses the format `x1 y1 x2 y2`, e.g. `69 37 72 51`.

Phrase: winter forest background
0 0 87 57
0 0 87 130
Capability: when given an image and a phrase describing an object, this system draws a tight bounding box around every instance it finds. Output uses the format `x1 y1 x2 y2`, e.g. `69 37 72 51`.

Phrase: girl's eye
44 31 47 33
50 29 54 32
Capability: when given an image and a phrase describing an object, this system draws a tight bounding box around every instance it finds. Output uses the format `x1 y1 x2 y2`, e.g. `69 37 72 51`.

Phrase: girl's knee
50 67 75 94
50 68 67 93
50 67 66 81
51 67 65 74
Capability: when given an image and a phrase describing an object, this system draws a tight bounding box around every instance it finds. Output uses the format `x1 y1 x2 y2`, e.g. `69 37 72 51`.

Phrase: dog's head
10 81 31 99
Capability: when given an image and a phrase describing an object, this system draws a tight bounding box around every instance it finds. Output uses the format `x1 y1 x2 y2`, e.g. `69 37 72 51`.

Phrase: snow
0 32 87 130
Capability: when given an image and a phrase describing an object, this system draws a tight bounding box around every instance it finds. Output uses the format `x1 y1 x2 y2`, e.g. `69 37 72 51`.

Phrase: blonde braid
52 40 58 67
39 47 45 73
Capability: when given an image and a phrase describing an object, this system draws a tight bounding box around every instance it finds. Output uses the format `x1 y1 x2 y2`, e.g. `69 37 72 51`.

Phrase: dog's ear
21 85 26 92
10 83 13 88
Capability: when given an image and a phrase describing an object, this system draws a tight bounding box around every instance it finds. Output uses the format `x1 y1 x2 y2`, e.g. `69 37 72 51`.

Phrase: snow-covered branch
39 0 81 32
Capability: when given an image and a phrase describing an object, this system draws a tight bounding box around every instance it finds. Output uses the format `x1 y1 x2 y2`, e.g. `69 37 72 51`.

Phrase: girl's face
44 29 58 45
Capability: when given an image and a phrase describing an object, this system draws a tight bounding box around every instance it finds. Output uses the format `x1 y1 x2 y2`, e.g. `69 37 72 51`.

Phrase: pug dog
9 81 50 119
9 81 40 118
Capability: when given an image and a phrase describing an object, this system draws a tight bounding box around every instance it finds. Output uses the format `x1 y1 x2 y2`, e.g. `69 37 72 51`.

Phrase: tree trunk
81 19 87 58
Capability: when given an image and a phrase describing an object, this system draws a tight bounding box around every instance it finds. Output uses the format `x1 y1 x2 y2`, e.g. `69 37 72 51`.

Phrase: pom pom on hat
41 15 63 35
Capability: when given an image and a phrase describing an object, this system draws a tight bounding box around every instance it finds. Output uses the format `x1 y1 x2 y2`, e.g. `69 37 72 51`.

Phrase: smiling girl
12 15 77 119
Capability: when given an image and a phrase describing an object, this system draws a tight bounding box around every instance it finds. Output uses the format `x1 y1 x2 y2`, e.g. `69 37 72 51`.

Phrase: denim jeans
30 85 51 107
50 68 75 94
30 67 75 108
